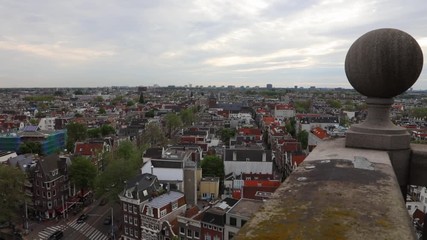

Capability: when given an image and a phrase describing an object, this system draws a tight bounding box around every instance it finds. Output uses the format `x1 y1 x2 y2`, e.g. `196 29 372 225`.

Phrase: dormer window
125 190 133 199
51 169 58 177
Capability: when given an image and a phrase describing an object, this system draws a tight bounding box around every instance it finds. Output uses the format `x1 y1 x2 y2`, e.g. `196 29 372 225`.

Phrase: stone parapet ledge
234 138 416 240
409 144 427 186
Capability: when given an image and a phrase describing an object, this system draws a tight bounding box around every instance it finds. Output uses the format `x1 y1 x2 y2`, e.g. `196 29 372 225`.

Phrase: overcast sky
1 0 427 89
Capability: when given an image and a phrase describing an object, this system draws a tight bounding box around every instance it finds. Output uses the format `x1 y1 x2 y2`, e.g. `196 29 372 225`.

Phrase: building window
123 203 127 211
134 230 138 237
125 227 129 234
147 206 154 217
204 234 211 240
213 235 220 240
208 225 212 229
218 227 222 232
129 216 133 224
124 215 128 223
194 231 200 239
230 217 237 226
202 193 208 199
134 218 138 225
172 201 178 210
161 209 167 217
130 228 134 236
187 229 192 237
180 227 185 234
47 191 51 198
133 205 137 213
128 205 132 212
213 226 217 231
53 190 56 196
52 181 55 187
42 191 46 198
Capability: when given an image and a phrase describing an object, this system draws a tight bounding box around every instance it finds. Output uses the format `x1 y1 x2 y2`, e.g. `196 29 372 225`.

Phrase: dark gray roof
151 160 182 169
38 154 60 180
144 148 163 159
224 149 272 162
202 208 226 226
123 173 161 201
8 154 35 171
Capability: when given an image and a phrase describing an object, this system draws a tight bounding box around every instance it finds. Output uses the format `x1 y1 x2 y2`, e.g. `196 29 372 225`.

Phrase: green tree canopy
66 122 87 152
70 156 98 194
285 117 297 138
410 107 427 119
201 155 224 179
294 100 311 113
217 128 236 146
19 141 42 155
100 124 116 137
95 141 145 200
98 107 106 115
297 130 309 150
165 113 182 137
180 108 195 126
142 122 167 147
87 128 101 138
327 99 342 109
0 164 27 223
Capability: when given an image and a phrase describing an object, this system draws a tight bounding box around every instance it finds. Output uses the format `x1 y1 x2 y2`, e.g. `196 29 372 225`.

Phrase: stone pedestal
345 98 410 150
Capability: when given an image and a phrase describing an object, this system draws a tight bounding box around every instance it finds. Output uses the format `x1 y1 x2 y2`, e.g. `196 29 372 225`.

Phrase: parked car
76 214 88 223
48 230 63 240
103 216 112 225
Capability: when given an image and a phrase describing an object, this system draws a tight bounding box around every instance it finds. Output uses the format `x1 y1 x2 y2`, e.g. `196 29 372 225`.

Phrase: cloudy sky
1 0 427 89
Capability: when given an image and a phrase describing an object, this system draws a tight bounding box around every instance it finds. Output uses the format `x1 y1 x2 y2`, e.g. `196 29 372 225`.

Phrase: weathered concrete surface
235 139 416 240
409 144 427 186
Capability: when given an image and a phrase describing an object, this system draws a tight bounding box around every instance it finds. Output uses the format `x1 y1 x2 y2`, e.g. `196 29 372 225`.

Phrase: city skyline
1 0 427 89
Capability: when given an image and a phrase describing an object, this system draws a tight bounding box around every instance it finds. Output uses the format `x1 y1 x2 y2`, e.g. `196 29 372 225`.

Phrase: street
26 198 122 240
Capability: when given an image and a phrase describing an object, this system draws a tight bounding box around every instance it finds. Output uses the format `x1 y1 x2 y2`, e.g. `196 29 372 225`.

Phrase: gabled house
32 154 71 220
140 191 186 240
119 173 163 240
201 198 238 240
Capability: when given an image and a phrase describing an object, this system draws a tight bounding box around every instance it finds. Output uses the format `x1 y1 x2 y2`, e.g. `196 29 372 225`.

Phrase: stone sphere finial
345 28 423 98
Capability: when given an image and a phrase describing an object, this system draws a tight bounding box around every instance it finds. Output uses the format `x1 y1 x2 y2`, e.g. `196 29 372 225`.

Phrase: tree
0 164 27 223
87 128 101 138
217 128 236 146
66 122 87 152
95 141 144 200
142 122 167 147
98 107 106 115
294 100 311 113
180 108 195 126
297 130 309 150
127 100 135 107
201 155 224 179
100 125 116 137
285 117 297 138
19 141 42 155
145 109 155 118
410 107 427 119
165 113 182 137
70 156 98 195
327 99 342 109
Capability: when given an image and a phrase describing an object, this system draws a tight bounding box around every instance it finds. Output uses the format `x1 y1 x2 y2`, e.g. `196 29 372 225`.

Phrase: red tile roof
311 127 328 139
74 142 104 156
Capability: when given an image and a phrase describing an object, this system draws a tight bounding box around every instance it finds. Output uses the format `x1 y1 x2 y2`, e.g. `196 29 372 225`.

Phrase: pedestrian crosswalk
37 225 66 240
36 222 108 240
67 221 108 240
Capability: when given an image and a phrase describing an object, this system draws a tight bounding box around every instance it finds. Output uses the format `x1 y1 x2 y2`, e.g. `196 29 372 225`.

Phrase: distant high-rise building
266 84 273 89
